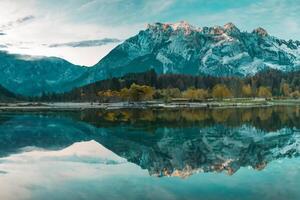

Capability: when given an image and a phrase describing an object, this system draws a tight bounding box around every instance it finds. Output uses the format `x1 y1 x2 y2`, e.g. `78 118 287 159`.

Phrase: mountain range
88 21 300 80
1 21 300 96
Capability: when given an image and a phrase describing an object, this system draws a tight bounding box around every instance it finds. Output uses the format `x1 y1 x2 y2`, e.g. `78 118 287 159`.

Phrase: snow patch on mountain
91 21 300 79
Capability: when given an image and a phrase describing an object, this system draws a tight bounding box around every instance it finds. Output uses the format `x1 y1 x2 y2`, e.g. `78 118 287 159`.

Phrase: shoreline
1 98 300 111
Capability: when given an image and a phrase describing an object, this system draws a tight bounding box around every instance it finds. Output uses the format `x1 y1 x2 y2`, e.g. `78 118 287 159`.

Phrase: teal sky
0 0 299 65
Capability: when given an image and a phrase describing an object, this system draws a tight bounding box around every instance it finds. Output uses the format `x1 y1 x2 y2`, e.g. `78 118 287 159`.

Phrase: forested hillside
0 85 19 102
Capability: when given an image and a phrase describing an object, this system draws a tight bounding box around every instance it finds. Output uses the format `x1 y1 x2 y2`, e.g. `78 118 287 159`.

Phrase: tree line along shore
29 69 300 103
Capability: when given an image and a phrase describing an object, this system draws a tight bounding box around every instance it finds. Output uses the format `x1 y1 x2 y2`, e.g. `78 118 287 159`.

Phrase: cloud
0 32 6 36
0 44 7 48
0 15 35 30
16 15 35 24
48 38 121 48
72 0 176 25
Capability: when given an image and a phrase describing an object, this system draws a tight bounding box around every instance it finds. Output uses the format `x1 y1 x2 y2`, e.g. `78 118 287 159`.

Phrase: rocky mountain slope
87 21 300 80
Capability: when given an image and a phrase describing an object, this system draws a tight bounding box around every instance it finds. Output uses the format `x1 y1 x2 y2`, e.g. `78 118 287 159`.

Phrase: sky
0 0 300 66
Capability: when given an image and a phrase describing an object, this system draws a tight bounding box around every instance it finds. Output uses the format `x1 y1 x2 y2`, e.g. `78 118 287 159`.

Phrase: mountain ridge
87 21 300 81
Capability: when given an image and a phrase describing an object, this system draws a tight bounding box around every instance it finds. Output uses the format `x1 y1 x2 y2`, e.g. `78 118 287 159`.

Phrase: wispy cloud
0 32 6 36
0 15 35 30
48 38 121 48
186 0 300 40
16 15 35 24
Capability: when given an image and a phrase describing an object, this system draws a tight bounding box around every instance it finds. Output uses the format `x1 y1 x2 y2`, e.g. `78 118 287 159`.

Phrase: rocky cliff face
89 21 300 80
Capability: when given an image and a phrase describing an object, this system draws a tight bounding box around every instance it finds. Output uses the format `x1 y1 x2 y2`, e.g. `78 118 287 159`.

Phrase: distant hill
0 51 88 96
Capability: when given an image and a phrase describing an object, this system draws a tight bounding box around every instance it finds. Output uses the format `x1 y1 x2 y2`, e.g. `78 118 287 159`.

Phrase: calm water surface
0 106 299 200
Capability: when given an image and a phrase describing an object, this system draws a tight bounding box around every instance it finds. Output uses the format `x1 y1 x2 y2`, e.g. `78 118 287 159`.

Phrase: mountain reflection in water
0 106 299 178
1 107 300 200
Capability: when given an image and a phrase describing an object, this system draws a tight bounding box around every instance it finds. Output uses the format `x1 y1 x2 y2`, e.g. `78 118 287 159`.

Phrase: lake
0 106 299 200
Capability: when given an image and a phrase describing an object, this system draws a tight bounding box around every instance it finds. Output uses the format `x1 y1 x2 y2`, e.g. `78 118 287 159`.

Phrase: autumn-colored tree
183 88 209 101
157 88 181 98
195 89 209 100
257 86 272 98
182 89 195 100
241 84 252 97
166 88 182 98
290 90 300 98
119 88 130 101
128 83 155 101
280 83 290 97
212 84 232 99
97 90 120 102
154 88 182 102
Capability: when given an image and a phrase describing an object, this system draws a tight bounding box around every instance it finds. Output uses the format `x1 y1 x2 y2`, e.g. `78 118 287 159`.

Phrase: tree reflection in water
0 106 299 177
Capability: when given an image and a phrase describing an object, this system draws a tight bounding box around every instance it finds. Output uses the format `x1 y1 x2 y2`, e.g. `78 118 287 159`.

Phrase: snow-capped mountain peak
90 21 300 79
223 22 240 35
223 22 238 30
147 21 198 35
169 21 196 33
